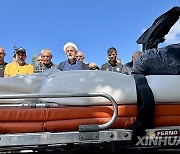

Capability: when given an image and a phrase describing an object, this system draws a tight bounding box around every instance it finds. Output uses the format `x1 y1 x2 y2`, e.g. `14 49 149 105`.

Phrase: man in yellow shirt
4 47 34 77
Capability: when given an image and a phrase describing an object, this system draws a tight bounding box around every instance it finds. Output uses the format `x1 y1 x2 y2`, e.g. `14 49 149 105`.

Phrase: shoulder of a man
25 64 34 71
5 63 15 69
4 63 17 76
51 63 57 68
24 63 34 68
6 63 13 66
25 64 34 74
57 61 65 70
3 62 8 66
116 62 124 67
124 61 133 67
101 62 108 70
79 61 89 70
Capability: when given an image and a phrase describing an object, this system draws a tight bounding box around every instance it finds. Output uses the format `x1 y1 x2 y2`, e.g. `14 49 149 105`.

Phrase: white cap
63 42 78 52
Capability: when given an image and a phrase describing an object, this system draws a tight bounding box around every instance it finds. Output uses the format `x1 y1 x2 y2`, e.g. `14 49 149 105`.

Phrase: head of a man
0 47 6 64
76 51 85 61
89 62 99 70
15 47 26 66
63 42 78 61
107 47 117 63
37 54 43 65
132 51 142 62
41 49 52 65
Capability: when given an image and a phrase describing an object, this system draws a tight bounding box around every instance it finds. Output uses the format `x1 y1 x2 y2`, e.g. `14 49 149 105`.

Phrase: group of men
33 42 141 75
35 42 100 73
0 42 142 78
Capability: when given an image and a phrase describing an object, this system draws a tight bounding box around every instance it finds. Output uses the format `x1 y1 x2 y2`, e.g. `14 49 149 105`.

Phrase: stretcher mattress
0 104 180 133
0 70 180 105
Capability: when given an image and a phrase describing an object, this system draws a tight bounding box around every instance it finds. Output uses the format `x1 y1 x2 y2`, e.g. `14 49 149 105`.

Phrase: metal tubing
0 92 118 130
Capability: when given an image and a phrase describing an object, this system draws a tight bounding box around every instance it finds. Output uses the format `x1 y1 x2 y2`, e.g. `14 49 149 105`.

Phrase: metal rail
0 129 132 148
0 92 118 130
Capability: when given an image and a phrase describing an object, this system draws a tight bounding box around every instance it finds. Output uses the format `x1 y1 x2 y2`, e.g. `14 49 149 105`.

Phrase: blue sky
0 0 180 67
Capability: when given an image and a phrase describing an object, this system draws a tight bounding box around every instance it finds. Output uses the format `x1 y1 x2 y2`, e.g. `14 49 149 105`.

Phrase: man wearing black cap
4 47 34 77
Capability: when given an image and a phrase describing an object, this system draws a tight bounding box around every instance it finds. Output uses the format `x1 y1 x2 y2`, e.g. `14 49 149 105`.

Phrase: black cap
14 47 26 54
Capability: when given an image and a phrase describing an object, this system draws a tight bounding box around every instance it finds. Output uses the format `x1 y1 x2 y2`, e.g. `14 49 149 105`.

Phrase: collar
108 60 117 66
68 58 77 64
44 62 54 68
0 62 7 66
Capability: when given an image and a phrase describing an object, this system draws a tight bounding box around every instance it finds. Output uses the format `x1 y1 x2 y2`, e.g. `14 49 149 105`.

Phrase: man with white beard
57 42 88 71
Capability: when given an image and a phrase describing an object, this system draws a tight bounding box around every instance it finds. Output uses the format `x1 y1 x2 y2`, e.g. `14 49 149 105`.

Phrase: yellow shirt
4 63 34 77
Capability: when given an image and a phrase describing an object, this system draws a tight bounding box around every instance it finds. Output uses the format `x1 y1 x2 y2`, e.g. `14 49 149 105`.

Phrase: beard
68 55 76 60
17 58 25 66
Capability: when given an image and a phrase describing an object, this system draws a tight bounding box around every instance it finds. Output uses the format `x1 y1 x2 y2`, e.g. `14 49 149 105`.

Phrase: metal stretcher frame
0 92 119 130
0 92 180 152
0 92 132 149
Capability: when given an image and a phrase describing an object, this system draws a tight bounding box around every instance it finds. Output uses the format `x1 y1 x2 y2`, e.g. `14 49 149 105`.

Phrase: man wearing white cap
57 42 88 71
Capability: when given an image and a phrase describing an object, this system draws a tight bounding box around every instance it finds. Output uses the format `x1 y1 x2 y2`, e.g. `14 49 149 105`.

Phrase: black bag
132 43 180 75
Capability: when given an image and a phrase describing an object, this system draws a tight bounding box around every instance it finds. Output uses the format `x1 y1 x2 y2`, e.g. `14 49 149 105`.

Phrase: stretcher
0 70 180 153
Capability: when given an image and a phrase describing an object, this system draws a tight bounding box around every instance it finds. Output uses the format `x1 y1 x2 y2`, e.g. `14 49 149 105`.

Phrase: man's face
16 52 26 65
41 50 52 65
76 52 84 61
65 46 77 60
108 51 117 62
37 55 43 64
0 48 5 62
